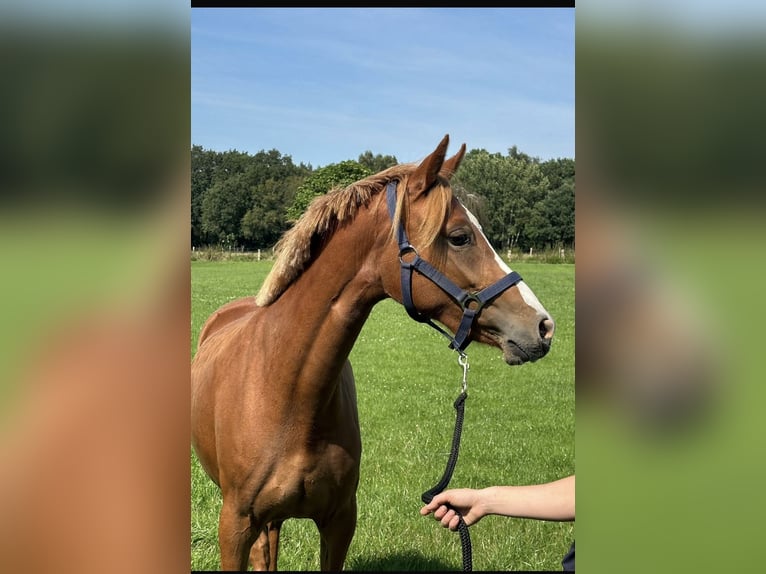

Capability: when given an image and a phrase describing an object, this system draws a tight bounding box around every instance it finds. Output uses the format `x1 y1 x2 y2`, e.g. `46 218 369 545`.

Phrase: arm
420 475 575 531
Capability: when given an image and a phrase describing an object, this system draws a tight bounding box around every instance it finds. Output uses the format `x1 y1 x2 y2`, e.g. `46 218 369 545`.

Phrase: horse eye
448 233 472 247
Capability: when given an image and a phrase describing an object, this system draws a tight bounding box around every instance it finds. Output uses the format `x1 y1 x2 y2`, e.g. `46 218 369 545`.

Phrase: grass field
191 260 574 571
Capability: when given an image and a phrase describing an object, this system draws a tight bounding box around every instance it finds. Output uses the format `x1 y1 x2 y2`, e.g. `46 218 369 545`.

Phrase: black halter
386 180 523 352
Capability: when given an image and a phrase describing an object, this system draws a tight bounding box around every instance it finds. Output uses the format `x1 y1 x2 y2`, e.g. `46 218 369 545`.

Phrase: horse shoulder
197 296 260 348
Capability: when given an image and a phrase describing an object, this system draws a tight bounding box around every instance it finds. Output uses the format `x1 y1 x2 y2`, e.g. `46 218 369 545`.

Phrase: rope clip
457 352 469 394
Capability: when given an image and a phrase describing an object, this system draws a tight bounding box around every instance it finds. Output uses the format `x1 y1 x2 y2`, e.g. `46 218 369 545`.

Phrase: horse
190 134 555 571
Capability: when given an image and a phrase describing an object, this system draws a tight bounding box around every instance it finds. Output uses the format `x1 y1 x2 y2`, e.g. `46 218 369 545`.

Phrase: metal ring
461 293 484 312
398 245 419 265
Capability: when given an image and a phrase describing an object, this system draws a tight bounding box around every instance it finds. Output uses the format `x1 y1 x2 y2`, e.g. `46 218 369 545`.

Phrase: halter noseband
386 180 522 352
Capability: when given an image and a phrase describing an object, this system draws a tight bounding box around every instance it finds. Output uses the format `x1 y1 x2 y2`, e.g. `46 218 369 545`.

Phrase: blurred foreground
577 3 766 572
0 4 190 574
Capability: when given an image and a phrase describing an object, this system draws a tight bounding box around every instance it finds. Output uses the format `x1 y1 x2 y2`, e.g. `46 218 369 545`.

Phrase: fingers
419 495 446 516
420 492 467 531
439 507 461 531
420 502 436 516
421 503 461 531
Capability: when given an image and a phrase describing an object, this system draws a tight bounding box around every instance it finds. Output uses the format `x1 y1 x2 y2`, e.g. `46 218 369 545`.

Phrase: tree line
191 144 574 253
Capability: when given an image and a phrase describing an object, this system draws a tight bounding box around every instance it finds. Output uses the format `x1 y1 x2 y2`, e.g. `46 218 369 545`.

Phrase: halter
385 180 523 353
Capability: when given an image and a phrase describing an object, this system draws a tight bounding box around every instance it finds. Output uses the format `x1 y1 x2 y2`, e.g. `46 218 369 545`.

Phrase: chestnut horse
191 135 554 571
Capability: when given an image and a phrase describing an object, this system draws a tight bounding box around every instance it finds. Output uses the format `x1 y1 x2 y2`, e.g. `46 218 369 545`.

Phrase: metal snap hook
457 352 469 393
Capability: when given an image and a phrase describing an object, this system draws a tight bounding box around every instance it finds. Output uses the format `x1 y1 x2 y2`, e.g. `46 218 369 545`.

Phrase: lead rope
421 353 473 571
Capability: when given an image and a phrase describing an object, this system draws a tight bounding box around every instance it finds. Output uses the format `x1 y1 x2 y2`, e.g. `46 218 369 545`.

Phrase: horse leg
249 527 270 571
266 521 283 570
249 520 283 571
218 499 257 571
317 496 357 571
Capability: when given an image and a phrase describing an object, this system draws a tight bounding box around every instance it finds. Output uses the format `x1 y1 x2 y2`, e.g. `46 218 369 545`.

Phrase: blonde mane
256 163 453 306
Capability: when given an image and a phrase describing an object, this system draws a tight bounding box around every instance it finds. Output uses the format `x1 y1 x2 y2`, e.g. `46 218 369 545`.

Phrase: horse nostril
539 318 555 341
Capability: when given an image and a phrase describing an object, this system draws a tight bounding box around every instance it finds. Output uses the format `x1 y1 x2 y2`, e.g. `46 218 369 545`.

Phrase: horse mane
256 162 453 306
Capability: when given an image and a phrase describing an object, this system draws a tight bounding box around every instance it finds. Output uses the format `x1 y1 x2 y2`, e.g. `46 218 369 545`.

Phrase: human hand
419 488 485 531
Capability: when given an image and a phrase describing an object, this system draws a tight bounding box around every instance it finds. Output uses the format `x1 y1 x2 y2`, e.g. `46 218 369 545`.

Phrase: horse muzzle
491 313 555 365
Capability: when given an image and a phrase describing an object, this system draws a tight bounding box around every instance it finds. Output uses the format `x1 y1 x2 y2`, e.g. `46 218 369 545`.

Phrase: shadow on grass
346 550 460 572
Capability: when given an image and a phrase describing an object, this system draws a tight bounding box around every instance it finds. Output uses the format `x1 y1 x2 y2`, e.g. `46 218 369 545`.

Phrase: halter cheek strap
385 181 522 352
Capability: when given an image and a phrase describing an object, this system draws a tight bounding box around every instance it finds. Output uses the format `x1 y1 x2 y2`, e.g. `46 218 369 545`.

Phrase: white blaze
463 205 552 320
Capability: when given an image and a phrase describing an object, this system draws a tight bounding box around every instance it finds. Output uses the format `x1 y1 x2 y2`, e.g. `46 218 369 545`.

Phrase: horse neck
264 199 387 388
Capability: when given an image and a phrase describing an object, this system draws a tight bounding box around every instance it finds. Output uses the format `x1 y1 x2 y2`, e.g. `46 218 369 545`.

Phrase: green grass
191 260 574 571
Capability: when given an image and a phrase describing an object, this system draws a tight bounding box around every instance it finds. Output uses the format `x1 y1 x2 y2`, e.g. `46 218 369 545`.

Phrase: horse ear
409 134 450 197
440 143 466 180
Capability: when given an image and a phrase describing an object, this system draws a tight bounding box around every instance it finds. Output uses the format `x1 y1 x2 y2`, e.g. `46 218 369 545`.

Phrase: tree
192 147 254 248
507 144 539 164
191 145 218 247
357 151 398 173
191 143 574 253
524 180 575 248
287 160 372 221
193 146 310 248
200 172 252 248
241 175 303 248
452 149 549 251
539 157 575 190
530 158 575 247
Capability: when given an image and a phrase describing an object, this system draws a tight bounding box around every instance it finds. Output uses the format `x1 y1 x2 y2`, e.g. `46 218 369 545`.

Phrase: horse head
381 134 554 365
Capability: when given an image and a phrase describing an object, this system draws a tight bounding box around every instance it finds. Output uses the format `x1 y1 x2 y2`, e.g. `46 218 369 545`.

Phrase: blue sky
192 8 574 168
